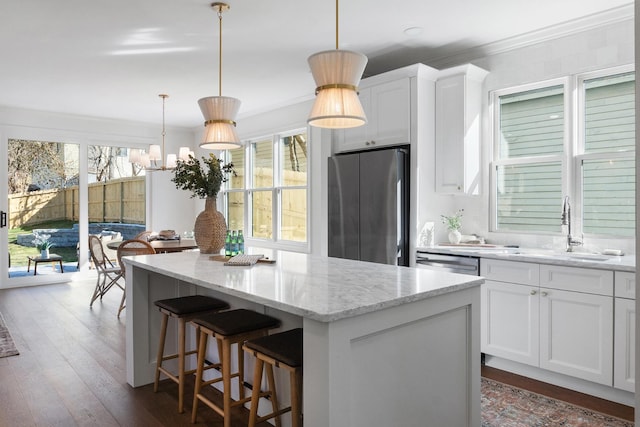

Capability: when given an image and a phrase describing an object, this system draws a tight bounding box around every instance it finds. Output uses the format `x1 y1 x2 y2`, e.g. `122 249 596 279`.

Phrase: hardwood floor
0 279 271 427
0 279 634 426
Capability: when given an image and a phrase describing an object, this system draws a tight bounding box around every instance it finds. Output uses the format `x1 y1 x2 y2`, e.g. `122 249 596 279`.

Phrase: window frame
490 65 635 239
221 127 310 252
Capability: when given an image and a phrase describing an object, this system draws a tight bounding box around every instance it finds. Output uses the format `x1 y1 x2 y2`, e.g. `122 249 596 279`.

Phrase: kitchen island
124 250 484 427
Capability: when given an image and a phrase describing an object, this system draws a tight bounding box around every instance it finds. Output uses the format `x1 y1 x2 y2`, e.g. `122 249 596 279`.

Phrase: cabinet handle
541 291 548 297
530 290 537 295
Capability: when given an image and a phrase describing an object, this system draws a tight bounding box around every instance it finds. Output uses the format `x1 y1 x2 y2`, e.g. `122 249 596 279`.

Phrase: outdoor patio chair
89 235 124 309
116 239 156 318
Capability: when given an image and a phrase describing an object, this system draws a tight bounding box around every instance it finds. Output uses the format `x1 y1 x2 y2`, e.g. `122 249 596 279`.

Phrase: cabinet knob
371 140 376 145
541 291 548 297
530 290 537 295
365 141 370 146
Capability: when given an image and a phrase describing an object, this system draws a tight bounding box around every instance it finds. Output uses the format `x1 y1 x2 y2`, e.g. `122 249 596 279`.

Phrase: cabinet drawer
539 265 613 296
615 272 635 299
481 258 539 285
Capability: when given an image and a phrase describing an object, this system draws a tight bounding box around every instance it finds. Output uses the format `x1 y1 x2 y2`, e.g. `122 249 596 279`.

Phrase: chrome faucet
561 196 582 251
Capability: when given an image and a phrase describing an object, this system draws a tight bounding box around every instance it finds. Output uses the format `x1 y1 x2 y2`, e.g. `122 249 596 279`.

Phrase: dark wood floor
0 279 634 425
0 279 272 427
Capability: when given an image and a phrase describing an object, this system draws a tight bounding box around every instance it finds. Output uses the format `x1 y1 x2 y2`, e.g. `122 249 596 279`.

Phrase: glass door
4 139 80 285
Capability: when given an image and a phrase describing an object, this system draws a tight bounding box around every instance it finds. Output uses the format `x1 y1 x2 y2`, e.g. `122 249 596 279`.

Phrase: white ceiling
0 0 633 129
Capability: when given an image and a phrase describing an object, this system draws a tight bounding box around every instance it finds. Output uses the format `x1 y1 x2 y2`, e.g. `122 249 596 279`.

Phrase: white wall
431 18 635 254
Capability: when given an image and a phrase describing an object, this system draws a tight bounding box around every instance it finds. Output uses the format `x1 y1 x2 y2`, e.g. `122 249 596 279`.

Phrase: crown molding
425 3 634 69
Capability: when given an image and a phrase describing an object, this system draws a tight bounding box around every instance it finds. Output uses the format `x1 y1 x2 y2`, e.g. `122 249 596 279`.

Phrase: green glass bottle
238 230 244 254
231 230 238 256
225 230 232 257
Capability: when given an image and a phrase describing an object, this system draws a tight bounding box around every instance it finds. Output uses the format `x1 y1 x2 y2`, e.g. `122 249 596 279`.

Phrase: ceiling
1 0 633 129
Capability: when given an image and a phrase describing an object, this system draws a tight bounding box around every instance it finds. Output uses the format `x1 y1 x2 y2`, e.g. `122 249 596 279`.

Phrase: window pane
281 189 307 242
499 86 564 158
281 133 308 186
251 139 273 188
225 191 244 232
251 190 272 239
496 162 562 232
583 158 635 237
227 147 245 190
584 72 635 153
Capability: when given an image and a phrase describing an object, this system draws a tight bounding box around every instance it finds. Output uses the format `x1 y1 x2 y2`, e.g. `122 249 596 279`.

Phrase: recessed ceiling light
403 27 423 37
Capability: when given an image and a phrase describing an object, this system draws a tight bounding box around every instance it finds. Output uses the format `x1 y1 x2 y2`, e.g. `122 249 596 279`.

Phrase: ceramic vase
448 229 462 244
193 197 227 254
41 249 50 258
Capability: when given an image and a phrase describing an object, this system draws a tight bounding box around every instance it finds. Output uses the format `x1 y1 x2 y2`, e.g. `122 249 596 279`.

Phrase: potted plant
171 154 235 253
441 209 464 244
34 233 54 258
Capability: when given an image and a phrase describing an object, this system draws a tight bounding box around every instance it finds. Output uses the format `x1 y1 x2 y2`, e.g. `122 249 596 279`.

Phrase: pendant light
198 2 242 150
307 0 368 129
129 94 192 171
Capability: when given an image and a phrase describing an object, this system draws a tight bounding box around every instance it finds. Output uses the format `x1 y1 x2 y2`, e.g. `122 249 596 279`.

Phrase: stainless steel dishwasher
415 251 480 275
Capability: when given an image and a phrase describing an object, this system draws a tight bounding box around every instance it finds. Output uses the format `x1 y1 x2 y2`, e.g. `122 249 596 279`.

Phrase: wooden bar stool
243 328 303 427
190 309 281 427
153 295 230 413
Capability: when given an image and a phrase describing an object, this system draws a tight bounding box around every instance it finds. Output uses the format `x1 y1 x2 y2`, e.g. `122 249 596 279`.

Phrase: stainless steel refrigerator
328 147 409 266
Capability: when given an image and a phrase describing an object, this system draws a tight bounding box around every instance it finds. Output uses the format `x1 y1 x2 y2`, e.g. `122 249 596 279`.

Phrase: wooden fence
8 177 145 228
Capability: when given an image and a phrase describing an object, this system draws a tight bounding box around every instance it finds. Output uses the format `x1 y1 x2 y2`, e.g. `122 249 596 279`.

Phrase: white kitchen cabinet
614 297 635 392
481 258 617 387
435 64 488 195
539 287 613 385
481 280 539 366
336 78 411 153
614 271 635 393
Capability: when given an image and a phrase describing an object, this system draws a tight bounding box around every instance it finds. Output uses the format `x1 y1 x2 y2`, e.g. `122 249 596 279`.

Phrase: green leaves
171 153 235 199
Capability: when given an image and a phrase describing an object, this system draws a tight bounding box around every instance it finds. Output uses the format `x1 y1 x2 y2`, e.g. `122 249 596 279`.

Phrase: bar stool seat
191 309 281 427
153 295 229 413
243 328 303 427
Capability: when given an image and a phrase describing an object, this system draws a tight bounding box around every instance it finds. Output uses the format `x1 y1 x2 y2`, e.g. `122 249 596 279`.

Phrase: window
492 67 635 237
221 129 308 247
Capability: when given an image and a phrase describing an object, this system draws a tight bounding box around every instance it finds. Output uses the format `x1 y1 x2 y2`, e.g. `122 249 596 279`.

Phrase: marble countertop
417 246 636 272
124 249 483 322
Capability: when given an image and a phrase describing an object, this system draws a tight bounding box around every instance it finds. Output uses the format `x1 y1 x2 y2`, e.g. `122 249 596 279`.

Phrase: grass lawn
9 220 78 267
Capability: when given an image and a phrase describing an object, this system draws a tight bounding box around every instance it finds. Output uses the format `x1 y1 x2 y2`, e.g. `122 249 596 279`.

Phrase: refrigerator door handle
0 211 6 228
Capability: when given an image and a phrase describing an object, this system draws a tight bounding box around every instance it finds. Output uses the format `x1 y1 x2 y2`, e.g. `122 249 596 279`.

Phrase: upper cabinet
435 64 488 195
335 78 411 153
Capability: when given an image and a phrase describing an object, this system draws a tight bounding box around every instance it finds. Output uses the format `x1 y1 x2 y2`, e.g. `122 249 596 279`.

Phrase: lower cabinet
539 288 613 385
613 272 635 393
481 258 617 387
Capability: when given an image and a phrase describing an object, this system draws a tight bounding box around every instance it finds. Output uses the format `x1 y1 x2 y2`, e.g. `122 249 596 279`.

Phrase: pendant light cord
218 6 223 97
160 94 168 168
335 0 339 50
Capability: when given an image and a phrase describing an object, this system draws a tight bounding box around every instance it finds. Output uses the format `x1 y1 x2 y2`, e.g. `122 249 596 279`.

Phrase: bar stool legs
153 295 229 413
190 309 281 427
244 328 303 427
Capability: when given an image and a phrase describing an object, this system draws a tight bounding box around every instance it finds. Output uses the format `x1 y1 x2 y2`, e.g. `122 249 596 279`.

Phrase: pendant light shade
199 2 242 150
307 0 368 129
308 49 368 128
198 95 241 149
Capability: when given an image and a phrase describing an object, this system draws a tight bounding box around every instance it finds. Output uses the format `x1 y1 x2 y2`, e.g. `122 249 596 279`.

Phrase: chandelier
129 94 192 171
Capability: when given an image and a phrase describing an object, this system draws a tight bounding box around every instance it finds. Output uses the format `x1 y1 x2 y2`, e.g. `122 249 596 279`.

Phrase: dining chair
116 239 156 317
89 235 124 308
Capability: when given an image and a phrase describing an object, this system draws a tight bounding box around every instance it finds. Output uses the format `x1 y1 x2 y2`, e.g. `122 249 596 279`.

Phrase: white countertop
124 249 483 322
417 246 636 272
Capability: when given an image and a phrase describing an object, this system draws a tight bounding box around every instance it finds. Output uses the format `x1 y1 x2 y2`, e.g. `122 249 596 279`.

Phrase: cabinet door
614 297 635 392
539 288 613 385
338 78 411 152
435 74 465 193
615 271 635 299
481 280 539 366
